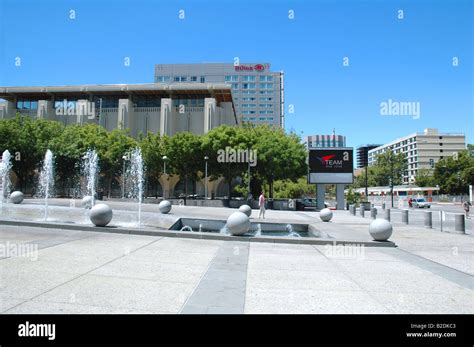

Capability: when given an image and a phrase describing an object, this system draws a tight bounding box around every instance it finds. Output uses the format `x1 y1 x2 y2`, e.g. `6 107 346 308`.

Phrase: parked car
296 198 328 210
412 198 431 208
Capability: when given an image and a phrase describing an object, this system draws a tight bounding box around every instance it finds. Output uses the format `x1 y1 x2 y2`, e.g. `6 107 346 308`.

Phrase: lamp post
204 156 209 199
248 161 251 198
162 155 168 175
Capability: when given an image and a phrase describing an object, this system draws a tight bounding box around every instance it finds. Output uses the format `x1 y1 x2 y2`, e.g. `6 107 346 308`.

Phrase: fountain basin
169 218 313 238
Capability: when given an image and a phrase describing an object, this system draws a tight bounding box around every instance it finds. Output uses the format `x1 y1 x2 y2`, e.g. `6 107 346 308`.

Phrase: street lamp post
162 156 168 175
390 159 394 208
248 161 251 198
204 156 209 199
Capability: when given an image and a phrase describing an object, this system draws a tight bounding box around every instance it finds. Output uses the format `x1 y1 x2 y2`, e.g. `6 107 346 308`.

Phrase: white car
412 198 431 208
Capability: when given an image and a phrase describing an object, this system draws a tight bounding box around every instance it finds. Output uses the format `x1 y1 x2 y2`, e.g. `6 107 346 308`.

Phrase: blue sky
0 0 472 146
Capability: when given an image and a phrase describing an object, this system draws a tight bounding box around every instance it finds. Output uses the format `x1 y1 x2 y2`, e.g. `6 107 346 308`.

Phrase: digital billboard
308 148 354 184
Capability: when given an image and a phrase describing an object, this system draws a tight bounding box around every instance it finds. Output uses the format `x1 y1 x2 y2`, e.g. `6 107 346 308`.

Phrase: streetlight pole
390 158 394 208
162 156 168 175
248 161 251 198
204 156 208 199
365 165 368 199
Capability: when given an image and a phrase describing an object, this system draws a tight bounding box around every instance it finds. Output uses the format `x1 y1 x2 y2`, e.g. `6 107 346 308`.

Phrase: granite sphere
319 208 333 222
10 191 24 204
82 196 93 209
226 211 250 236
369 219 393 241
90 203 113 227
158 200 172 214
238 204 252 217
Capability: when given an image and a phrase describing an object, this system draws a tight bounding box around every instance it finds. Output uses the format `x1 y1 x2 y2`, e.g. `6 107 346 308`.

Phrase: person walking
258 191 266 219
463 200 471 219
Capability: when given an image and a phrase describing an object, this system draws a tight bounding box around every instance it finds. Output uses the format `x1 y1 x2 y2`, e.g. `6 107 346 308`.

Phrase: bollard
360 204 365 217
370 207 377 219
402 209 409 224
382 202 386 210
351 205 356 215
424 211 432 229
384 208 391 221
454 214 466 234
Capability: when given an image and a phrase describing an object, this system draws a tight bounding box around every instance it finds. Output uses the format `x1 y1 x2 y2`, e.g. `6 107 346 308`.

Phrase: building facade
0 83 237 138
154 63 284 127
368 128 466 184
306 134 346 149
356 144 382 168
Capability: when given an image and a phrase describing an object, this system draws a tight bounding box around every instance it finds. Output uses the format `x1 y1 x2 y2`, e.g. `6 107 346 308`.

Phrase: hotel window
260 97 273 101
242 104 256 108
225 75 239 82
232 83 239 89
259 75 273 82
241 83 256 89
200 76 205 83
242 97 256 101
242 75 256 82
156 76 171 82
174 76 180 82
190 76 197 82
259 104 273 108
242 111 256 114
259 90 273 94
259 83 273 89
242 90 256 94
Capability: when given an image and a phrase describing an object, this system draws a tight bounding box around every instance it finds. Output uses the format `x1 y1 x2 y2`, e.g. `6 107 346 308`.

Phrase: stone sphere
226 211 250 236
90 203 113 227
369 219 393 241
238 204 252 217
158 200 172 214
10 191 24 204
319 208 333 222
82 196 93 209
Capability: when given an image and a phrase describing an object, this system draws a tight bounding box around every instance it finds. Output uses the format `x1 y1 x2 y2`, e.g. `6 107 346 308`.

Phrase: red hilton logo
234 64 266 72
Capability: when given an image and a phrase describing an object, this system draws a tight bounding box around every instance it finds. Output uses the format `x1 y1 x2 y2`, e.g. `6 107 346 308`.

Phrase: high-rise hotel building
154 63 284 127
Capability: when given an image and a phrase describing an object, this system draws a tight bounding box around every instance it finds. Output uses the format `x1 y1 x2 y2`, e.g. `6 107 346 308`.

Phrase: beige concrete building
368 128 466 184
0 83 237 138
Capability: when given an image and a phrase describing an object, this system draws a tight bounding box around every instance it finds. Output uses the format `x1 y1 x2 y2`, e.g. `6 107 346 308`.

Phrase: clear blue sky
0 0 472 146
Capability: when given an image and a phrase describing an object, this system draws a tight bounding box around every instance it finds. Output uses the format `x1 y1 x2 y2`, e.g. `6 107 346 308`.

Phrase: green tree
433 150 474 194
252 126 307 198
272 177 315 199
167 132 203 196
139 132 169 196
0 115 63 191
371 151 407 186
201 125 253 198
415 168 436 187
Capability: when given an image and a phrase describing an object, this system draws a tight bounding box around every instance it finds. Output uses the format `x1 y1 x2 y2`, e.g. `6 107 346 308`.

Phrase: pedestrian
408 198 413 208
463 201 471 219
258 191 266 219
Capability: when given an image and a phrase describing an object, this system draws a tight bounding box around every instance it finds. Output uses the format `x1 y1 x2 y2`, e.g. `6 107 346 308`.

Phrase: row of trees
352 148 474 195
0 115 308 198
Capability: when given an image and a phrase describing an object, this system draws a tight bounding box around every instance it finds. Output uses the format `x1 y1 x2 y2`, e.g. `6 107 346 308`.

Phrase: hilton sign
234 64 267 72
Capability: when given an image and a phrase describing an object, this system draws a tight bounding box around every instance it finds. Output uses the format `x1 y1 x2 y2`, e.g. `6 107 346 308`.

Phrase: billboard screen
308 148 354 184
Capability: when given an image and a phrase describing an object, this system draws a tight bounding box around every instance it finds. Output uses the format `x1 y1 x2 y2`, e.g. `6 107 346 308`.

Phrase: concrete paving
1 214 473 314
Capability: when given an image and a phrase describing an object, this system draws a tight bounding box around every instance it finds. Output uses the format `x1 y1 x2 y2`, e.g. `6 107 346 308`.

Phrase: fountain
254 223 262 236
82 149 99 207
125 148 144 227
286 223 301 237
0 150 12 204
38 150 54 221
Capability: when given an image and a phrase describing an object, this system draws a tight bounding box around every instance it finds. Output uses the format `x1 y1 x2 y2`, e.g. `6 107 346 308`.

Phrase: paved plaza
0 202 473 314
